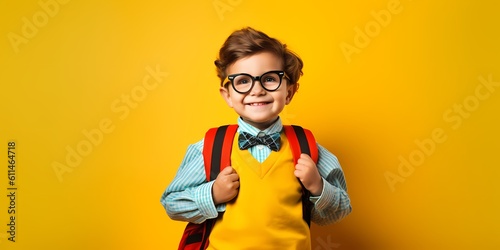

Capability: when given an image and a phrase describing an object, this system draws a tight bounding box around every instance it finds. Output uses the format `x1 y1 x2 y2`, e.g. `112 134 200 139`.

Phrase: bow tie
238 132 281 151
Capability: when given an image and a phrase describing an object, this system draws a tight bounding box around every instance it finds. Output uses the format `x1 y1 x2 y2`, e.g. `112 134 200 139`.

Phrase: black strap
196 126 230 249
291 125 314 226
199 219 216 250
292 125 311 156
210 125 228 181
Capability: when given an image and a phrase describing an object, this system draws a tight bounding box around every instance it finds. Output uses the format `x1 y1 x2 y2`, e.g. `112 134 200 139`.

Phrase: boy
161 27 351 250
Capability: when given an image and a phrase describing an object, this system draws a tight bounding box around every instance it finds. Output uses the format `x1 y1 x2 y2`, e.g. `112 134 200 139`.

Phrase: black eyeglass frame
225 70 289 94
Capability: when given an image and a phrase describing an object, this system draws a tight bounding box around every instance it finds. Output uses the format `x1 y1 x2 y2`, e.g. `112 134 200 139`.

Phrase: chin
244 116 278 125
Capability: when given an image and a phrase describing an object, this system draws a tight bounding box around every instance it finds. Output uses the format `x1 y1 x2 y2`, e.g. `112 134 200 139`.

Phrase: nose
249 79 266 95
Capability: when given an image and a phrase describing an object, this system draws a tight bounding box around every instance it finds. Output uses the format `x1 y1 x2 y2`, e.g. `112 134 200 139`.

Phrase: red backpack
177 125 318 250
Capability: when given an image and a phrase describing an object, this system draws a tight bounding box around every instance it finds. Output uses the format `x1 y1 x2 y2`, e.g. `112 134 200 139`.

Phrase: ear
219 86 233 108
285 83 299 105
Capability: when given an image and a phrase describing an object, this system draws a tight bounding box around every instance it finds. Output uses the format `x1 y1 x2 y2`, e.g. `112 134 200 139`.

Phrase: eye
264 76 277 82
262 73 279 83
236 77 251 85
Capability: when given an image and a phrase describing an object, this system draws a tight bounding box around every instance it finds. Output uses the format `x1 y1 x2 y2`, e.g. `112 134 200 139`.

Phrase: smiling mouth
248 102 270 106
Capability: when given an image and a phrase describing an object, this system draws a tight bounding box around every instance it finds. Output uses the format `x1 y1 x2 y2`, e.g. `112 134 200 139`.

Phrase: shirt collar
237 117 283 136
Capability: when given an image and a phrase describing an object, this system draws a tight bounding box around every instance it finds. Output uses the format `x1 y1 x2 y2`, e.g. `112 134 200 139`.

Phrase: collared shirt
238 117 282 162
161 117 352 226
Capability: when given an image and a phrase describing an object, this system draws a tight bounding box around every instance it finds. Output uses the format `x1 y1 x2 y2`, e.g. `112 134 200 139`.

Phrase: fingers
233 179 240 189
296 153 313 166
213 166 240 205
295 154 315 171
299 153 312 161
217 166 239 187
293 169 303 180
220 166 236 174
220 166 239 180
294 154 320 192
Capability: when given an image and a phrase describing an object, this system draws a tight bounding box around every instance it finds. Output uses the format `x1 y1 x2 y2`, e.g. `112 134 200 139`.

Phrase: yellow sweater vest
207 134 311 250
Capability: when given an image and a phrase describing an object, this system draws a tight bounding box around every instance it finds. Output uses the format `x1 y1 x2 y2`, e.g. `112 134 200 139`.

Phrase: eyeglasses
226 70 289 94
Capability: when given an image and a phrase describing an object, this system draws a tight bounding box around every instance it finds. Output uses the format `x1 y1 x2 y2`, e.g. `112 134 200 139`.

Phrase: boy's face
220 52 295 130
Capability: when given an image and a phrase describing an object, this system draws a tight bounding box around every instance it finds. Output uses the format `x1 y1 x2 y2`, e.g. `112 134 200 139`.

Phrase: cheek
229 94 243 107
276 92 289 104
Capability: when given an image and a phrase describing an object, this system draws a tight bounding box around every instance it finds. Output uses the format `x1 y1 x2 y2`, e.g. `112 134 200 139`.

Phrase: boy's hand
294 154 323 196
212 166 240 205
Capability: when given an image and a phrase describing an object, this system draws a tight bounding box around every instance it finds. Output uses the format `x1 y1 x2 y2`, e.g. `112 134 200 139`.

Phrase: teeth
250 103 266 106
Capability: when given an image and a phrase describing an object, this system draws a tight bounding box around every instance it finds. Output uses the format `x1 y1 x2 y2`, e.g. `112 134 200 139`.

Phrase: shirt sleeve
160 139 226 224
309 143 352 226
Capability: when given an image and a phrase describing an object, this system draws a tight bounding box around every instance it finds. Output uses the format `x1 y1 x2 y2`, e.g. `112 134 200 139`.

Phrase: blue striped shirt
160 117 352 226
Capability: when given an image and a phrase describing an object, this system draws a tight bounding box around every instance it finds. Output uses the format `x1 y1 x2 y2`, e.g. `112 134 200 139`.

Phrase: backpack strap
203 125 239 181
283 125 318 226
283 125 318 164
206 125 318 174
181 125 237 250
178 219 215 250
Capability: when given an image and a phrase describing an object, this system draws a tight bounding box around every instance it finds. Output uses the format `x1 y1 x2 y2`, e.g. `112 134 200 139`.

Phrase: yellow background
1 0 499 249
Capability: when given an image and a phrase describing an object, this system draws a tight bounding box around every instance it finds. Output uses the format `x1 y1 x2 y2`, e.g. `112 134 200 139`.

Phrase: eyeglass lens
232 72 282 93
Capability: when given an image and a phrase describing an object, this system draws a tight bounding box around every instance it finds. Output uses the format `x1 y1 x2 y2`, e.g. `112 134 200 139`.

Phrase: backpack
177 124 318 250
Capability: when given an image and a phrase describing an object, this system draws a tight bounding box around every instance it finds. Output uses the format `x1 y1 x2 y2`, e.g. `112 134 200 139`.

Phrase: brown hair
214 27 303 88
